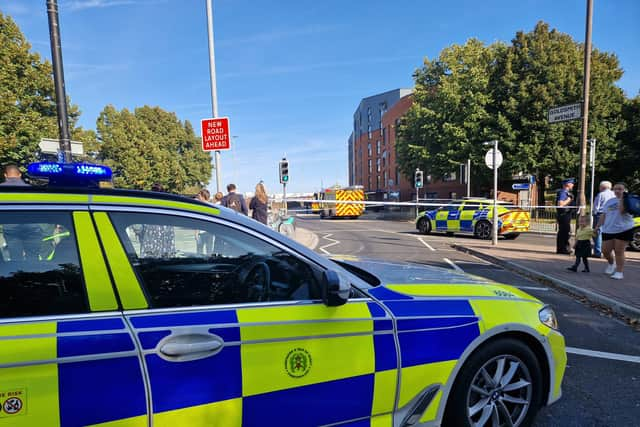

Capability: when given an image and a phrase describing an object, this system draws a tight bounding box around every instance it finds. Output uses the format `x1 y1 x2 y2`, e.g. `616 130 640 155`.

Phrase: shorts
602 229 634 242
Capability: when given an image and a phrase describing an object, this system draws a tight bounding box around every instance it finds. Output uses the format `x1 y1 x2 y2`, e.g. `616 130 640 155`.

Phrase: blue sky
2 0 639 194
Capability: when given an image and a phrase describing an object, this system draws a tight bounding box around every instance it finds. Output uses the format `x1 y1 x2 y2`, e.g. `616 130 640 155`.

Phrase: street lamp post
205 0 222 194
577 0 594 220
484 140 499 246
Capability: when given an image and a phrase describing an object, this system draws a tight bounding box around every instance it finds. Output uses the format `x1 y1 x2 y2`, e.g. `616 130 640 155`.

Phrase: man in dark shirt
0 164 29 186
221 184 248 215
556 178 575 254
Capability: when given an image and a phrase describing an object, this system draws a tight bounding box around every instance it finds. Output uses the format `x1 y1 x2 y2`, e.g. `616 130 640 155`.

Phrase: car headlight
539 306 559 330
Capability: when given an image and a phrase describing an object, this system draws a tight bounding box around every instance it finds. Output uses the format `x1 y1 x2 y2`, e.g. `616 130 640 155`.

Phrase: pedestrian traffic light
415 169 423 188
279 158 289 184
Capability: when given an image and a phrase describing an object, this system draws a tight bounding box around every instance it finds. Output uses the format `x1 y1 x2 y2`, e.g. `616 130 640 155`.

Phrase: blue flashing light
27 162 112 187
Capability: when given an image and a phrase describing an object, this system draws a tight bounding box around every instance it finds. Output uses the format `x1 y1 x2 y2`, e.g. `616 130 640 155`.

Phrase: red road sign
201 117 230 151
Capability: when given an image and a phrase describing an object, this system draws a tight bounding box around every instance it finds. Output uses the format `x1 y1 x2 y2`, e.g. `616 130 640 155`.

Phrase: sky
1 0 639 194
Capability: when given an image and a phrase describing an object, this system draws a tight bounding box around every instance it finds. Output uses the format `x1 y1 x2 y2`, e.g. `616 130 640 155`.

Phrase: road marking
443 258 464 272
566 347 640 364
417 237 436 251
319 233 341 255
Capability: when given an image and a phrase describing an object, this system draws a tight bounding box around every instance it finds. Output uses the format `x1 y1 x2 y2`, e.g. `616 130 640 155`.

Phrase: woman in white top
595 182 635 280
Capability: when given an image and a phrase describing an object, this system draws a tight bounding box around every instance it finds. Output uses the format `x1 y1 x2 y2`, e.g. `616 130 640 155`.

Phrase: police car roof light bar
27 162 112 187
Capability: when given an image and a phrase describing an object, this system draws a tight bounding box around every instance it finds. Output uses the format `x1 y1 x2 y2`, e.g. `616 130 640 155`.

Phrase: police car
630 216 640 251
416 199 531 240
0 163 565 427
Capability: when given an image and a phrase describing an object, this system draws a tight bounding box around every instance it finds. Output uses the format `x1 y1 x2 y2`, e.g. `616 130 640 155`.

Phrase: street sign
39 138 84 156
512 183 529 190
548 103 582 123
484 149 503 169
201 117 230 151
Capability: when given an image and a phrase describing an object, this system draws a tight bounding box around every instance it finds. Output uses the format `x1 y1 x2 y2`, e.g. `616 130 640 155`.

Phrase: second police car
0 163 565 427
416 199 531 240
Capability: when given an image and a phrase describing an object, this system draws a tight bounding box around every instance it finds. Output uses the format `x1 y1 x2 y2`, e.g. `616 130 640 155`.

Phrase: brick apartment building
348 89 465 202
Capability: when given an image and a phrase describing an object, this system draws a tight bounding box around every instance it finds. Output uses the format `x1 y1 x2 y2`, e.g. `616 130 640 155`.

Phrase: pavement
293 226 318 250
294 216 640 426
451 234 640 320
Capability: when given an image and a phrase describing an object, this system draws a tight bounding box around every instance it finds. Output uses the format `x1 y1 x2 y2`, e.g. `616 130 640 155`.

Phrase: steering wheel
237 260 271 302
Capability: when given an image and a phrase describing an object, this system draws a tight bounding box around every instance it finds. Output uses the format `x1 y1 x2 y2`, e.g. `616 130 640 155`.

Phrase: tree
0 12 90 168
95 105 211 192
612 95 640 192
397 39 509 190
397 21 627 196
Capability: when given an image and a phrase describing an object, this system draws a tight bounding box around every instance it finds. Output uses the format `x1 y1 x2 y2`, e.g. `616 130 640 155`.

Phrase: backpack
226 193 243 213
623 193 640 216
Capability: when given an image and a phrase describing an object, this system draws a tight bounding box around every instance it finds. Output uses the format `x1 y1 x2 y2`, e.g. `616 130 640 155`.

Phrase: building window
368 159 372 173
382 151 387 168
367 143 372 157
382 127 386 145
384 171 388 187
396 168 400 186
368 176 372 190
376 158 381 173
376 140 380 155
368 125 371 139
394 119 400 138
376 175 381 190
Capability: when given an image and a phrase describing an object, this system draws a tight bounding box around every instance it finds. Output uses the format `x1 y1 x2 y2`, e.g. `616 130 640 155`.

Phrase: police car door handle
159 335 223 357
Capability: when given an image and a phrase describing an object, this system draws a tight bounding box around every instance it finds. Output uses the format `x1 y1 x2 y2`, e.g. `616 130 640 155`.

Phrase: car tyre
418 218 431 234
443 338 544 427
474 220 492 240
629 227 640 252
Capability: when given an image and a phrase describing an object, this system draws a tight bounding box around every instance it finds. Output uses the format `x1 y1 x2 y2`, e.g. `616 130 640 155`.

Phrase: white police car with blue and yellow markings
416 199 530 240
0 163 565 427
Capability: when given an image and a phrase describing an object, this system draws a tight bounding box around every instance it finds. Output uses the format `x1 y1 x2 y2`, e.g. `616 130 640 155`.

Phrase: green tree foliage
95 105 211 191
0 12 88 168
612 95 640 192
397 21 627 193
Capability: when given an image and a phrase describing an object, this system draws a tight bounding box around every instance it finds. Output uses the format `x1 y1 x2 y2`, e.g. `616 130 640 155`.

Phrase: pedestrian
250 182 269 225
213 192 224 205
221 184 248 215
555 178 575 254
595 182 635 280
194 189 213 254
591 181 615 257
567 215 594 272
0 164 29 186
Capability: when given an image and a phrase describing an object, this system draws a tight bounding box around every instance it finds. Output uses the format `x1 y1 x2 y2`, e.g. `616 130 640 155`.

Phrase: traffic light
279 158 289 184
415 169 423 188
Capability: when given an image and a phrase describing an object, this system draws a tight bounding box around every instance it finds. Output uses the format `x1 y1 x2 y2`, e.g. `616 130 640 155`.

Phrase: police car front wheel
418 218 431 234
629 227 640 252
474 221 492 240
444 338 544 427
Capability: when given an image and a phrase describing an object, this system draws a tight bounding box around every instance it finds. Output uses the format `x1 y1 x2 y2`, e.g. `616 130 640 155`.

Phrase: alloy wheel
466 355 533 427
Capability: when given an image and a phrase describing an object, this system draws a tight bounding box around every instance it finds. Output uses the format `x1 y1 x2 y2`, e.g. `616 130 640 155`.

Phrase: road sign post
205 0 222 193
415 168 423 218
279 158 289 215
589 138 597 225
484 141 501 246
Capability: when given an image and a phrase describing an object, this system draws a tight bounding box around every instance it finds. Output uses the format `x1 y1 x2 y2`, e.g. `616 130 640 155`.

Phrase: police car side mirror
322 270 349 307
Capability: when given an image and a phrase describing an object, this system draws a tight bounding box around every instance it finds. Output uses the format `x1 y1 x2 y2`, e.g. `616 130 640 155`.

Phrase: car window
0 211 88 318
462 203 481 211
109 212 324 308
443 203 462 212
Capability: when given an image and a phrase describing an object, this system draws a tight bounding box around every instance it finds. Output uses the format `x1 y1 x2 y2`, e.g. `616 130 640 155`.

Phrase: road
297 216 640 427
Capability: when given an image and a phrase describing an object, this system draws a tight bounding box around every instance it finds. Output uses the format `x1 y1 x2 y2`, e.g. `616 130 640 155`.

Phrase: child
567 215 594 272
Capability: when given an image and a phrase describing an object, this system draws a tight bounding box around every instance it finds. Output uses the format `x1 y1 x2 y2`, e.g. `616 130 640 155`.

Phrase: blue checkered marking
473 210 489 220
58 356 146 427
146 345 242 413
460 220 473 231
397 322 480 367
396 316 479 332
57 317 125 332
436 220 448 230
447 211 461 220
129 309 237 328
367 301 387 318
58 333 134 357
368 286 413 301
383 300 475 317
242 374 374 427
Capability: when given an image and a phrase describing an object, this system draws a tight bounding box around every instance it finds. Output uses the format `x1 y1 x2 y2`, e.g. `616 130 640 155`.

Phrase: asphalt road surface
297 215 640 427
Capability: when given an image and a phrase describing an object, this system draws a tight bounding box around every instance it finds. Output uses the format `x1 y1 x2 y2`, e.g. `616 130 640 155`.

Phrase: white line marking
514 286 550 291
566 347 640 364
417 237 436 251
319 233 341 255
443 258 464 272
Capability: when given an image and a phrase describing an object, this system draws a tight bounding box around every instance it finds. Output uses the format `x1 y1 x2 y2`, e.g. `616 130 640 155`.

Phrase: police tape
279 198 585 210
